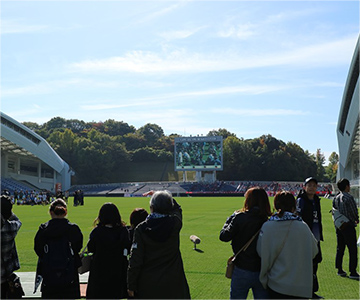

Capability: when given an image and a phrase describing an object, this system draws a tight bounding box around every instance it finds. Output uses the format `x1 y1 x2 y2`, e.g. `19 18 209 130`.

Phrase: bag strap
232 228 261 262
79 241 89 256
269 220 293 269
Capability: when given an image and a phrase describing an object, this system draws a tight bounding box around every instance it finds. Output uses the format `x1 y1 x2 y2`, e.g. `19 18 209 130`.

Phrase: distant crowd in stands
188 181 224 192
1 180 334 203
234 181 333 197
186 180 334 197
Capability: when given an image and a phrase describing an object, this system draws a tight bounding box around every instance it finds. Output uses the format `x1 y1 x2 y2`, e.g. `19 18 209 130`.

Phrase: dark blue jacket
220 207 268 272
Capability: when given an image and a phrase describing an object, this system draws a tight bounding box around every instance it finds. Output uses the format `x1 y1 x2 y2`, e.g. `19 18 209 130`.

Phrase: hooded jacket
127 199 190 299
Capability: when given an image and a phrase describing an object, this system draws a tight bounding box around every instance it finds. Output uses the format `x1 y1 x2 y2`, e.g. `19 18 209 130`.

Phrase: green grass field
13 196 360 299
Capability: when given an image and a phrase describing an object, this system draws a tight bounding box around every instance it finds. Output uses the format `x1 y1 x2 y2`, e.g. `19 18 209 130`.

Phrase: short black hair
337 178 350 192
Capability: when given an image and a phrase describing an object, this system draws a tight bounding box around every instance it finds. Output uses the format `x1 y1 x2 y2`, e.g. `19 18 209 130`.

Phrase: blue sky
1 1 359 163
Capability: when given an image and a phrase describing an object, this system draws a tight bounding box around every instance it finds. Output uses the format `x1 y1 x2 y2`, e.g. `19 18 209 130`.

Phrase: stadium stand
337 35 359 203
1 177 34 194
64 180 333 198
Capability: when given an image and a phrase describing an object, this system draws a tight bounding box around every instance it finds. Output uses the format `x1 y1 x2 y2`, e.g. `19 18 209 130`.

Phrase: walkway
16 272 89 298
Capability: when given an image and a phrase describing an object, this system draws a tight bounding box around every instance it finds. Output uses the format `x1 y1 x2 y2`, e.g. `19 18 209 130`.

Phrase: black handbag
6 273 25 299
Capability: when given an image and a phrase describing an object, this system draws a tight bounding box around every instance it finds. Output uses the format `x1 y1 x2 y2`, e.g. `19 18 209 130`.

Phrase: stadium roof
0 136 36 157
1 111 69 173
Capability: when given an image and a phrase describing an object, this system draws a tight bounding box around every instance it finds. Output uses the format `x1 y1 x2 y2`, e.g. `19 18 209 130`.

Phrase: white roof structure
337 36 359 191
1 112 72 191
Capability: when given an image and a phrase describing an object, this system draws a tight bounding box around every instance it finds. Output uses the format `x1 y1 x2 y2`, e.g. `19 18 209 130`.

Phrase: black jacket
127 199 190 299
219 207 268 272
296 190 323 241
86 225 131 299
34 218 83 299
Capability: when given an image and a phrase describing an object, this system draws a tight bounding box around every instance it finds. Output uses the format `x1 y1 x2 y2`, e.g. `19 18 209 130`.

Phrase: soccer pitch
14 196 359 299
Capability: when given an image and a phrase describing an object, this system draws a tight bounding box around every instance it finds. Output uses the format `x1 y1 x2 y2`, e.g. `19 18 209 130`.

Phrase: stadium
0 113 333 199
336 36 360 202
1 112 72 195
1 39 359 300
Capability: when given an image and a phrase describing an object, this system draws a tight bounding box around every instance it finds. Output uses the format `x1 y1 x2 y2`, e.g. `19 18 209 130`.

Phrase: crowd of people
6 190 53 205
2 189 85 207
220 177 359 300
234 181 333 197
1 177 358 299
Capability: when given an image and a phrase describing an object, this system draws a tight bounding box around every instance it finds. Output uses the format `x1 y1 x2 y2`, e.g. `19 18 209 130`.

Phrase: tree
103 119 136 136
325 152 339 182
137 123 164 147
22 121 40 131
315 149 326 181
207 128 236 139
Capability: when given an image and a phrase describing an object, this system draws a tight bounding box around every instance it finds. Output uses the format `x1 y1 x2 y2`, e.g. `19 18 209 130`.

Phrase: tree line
23 118 338 184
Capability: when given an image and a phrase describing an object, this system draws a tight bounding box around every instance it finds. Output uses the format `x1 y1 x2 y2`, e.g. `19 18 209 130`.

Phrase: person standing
34 199 83 299
220 187 271 299
296 177 323 299
127 208 148 242
86 203 131 299
127 190 190 299
257 191 319 299
1 195 22 299
333 178 359 280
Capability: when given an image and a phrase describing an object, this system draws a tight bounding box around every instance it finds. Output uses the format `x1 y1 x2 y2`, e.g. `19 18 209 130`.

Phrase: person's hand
128 290 135 297
142 190 155 197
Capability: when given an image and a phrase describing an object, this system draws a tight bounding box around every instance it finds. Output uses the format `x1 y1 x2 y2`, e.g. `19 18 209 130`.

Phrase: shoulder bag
332 196 350 230
78 243 92 274
332 208 350 230
225 229 261 279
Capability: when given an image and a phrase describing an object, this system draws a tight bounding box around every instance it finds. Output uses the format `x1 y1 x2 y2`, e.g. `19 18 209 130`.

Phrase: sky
1 0 359 164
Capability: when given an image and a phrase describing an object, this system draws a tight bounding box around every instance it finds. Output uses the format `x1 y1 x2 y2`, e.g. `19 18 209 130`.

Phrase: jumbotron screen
174 136 223 171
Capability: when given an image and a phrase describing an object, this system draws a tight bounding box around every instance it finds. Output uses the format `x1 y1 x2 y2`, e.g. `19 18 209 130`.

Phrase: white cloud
218 23 256 40
159 26 206 40
213 108 309 117
134 1 188 25
68 35 358 74
1 19 48 34
1 85 52 97
79 84 289 111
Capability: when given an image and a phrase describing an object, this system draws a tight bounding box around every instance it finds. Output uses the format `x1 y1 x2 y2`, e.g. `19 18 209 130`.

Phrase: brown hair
243 187 271 218
273 191 296 217
49 199 67 216
130 208 148 228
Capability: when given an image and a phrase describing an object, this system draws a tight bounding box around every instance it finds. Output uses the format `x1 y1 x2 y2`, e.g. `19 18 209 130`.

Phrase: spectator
219 187 271 299
86 203 131 299
128 208 148 242
34 199 83 299
296 177 323 299
257 191 318 299
333 178 359 280
127 190 190 299
1 195 22 299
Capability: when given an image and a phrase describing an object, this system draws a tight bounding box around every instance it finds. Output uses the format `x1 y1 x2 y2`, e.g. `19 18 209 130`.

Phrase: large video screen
174 136 223 171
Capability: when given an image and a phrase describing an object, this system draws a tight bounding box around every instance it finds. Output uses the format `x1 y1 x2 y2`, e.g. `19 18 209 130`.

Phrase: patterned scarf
269 211 302 222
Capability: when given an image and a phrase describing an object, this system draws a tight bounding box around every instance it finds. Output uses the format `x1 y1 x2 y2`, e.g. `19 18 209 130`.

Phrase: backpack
42 234 75 287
